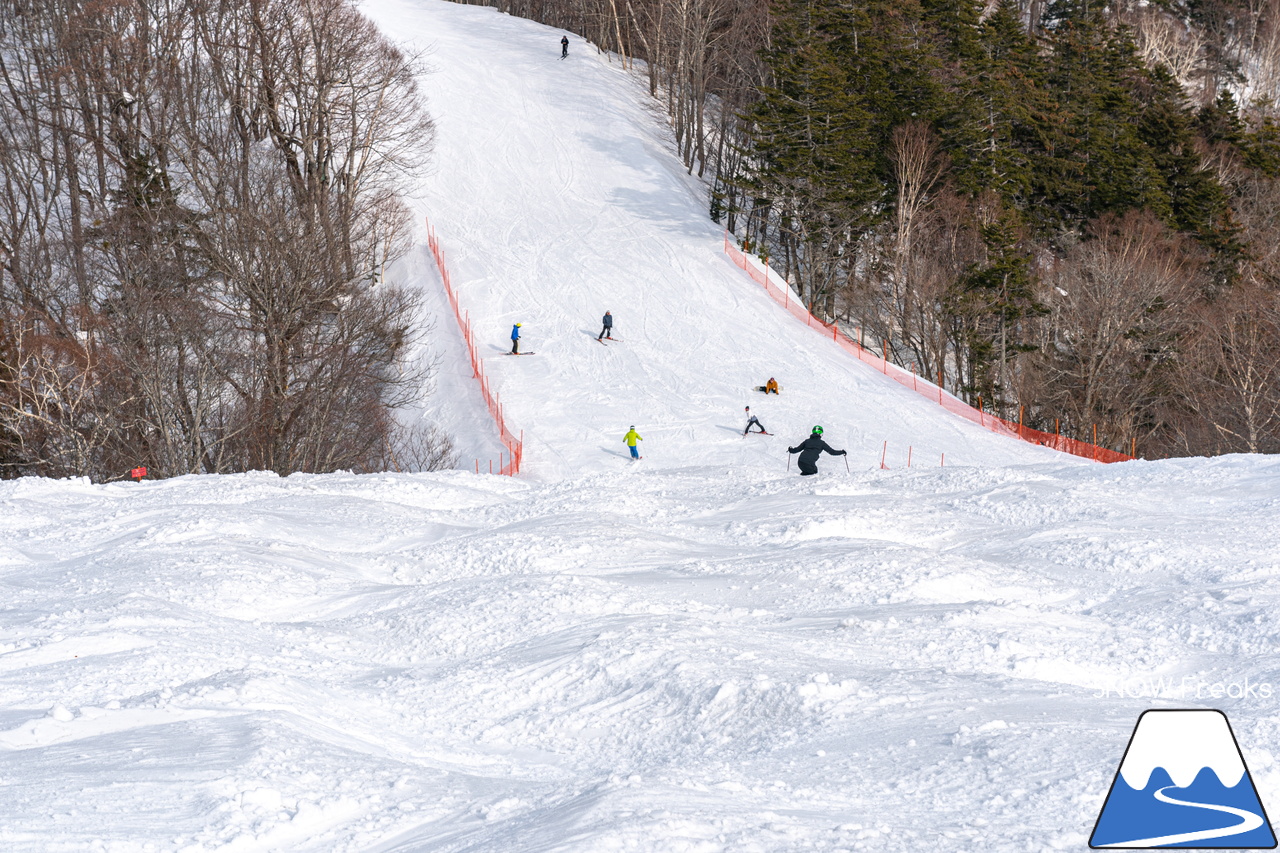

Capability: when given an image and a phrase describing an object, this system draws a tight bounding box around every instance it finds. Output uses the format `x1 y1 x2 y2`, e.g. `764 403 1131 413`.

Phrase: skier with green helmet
787 425 846 475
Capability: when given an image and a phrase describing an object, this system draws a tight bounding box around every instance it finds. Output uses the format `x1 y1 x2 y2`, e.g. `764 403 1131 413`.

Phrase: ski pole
844 454 850 473
786 453 790 472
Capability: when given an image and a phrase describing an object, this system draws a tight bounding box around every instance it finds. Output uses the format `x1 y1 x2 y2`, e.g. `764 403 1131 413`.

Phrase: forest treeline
0 0 452 481
473 0 1280 457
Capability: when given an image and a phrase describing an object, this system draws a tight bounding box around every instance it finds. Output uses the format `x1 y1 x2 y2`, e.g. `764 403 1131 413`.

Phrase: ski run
2 1 1279 850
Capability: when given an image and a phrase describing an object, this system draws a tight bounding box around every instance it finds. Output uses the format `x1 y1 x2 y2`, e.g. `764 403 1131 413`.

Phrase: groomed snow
3 1 1280 851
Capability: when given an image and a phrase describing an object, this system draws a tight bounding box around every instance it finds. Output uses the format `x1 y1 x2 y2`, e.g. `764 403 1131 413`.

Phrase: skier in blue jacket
511 323 521 354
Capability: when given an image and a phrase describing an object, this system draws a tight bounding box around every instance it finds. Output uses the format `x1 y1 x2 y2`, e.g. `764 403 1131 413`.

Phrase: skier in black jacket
788 426 846 475
598 310 613 341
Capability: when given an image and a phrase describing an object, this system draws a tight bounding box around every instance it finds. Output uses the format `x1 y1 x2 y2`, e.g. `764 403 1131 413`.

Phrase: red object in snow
130 466 147 480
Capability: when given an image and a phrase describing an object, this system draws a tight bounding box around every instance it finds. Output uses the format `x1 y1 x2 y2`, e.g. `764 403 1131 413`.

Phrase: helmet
812 425 823 435
629 425 635 430
515 322 522 327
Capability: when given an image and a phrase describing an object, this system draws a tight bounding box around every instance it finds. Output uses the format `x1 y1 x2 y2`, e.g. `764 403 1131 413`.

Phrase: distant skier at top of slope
623 426 643 459
788 426 845 475
743 407 767 436
561 36 569 59
598 310 613 341
511 322 522 354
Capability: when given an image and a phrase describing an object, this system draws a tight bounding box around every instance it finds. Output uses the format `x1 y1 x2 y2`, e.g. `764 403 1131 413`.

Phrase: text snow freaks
1095 676 1274 701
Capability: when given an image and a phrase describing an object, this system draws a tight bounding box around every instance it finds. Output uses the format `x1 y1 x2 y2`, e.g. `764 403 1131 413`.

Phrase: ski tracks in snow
5 456 1280 849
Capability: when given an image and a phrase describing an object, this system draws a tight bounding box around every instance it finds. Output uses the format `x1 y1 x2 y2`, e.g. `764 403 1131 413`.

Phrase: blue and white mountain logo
1090 709 1276 848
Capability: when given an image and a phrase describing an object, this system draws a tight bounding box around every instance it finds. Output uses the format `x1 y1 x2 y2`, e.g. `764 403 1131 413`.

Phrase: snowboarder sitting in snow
511 322 522 354
623 426 643 459
561 36 569 58
765 377 779 394
743 406 767 436
788 426 845 475
598 310 613 341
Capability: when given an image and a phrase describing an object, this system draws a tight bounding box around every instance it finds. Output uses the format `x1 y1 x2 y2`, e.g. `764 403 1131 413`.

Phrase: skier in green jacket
623 426 643 459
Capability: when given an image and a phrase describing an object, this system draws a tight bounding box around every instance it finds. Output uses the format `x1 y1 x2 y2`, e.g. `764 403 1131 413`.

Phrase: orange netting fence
724 234 1132 464
428 217 524 475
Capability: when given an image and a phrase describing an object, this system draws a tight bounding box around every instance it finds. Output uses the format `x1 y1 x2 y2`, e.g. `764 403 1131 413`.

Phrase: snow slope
3 458 1280 851
373 0 1063 479
3 3 1280 852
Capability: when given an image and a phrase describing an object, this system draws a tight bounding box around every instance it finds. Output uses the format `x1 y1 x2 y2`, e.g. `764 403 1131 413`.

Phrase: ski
506 352 537 356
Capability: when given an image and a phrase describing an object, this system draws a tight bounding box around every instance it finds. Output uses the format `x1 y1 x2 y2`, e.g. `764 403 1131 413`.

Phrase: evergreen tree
1197 90 1245 147
934 2 1053 213
744 0 948 303
950 199 1043 406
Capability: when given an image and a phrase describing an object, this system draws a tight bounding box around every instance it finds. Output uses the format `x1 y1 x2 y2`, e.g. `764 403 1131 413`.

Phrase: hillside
374 0 1062 479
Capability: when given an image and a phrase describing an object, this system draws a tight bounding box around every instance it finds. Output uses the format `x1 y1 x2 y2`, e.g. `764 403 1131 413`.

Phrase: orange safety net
724 234 1133 464
428 218 523 475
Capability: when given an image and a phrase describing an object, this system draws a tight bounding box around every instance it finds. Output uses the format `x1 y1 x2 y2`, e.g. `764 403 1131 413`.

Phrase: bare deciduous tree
0 0 445 481
1040 211 1201 449
1175 282 1280 453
